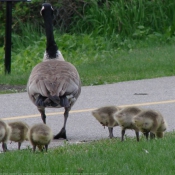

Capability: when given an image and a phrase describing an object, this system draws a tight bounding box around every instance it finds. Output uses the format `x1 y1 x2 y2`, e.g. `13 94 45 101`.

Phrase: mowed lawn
0 42 175 88
0 133 175 174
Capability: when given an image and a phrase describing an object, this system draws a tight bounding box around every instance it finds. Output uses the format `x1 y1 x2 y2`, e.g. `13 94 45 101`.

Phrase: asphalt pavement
1 76 175 151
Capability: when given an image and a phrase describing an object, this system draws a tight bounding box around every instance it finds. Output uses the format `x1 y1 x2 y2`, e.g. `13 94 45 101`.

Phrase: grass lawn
0 41 175 88
0 132 175 174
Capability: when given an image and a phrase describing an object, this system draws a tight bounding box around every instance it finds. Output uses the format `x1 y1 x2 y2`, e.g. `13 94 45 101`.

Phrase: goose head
40 3 54 16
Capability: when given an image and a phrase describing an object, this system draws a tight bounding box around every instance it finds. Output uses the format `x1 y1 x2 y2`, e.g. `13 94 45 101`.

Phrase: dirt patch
0 84 27 93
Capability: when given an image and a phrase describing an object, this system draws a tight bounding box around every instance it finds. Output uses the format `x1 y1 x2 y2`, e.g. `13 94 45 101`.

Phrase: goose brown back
28 60 80 102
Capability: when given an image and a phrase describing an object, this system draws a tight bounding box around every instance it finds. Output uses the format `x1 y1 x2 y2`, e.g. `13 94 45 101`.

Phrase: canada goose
92 106 121 138
28 123 53 152
0 119 11 152
8 121 29 150
132 109 167 139
27 3 81 140
113 106 143 141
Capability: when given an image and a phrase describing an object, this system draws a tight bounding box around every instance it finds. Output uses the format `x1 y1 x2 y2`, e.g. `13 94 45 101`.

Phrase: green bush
1 0 175 45
1 0 175 79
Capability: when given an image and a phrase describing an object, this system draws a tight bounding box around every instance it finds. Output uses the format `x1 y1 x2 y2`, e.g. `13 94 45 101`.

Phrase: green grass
78 44 175 85
0 32 175 87
0 16 175 87
1 132 175 174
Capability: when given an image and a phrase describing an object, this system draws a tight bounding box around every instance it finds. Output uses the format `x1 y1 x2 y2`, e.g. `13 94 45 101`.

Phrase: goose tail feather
35 94 70 108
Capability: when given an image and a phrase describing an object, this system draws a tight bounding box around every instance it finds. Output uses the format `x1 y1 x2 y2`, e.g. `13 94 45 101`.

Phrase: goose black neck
43 10 58 58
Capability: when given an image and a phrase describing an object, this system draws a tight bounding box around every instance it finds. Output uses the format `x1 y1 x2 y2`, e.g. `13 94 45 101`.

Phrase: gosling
113 106 143 141
0 119 11 152
92 106 121 138
8 121 29 150
28 123 53 152
132 109 167 139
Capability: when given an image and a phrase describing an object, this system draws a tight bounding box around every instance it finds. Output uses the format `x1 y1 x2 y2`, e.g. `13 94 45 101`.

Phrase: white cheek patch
40 6 45 16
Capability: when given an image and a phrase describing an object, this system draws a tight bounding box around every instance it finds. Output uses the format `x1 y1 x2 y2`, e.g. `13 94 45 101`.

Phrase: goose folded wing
27 60 81 106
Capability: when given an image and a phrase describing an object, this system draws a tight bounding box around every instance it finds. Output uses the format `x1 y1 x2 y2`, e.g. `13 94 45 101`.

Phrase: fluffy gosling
132 109 167 139
28 123 53 152
113 106 143 141
8 121 29 150
0 119 11 152
92 106 121 138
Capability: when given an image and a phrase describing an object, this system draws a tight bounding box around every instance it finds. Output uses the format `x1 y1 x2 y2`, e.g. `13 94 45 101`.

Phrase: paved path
1 76 175 151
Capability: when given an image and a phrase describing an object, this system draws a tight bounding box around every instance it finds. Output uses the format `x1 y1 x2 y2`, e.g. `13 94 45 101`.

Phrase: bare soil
0 84 27 93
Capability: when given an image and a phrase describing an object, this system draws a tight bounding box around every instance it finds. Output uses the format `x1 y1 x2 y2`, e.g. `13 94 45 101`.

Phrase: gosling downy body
113 106 143 141
0 119 11 152
133 109 167 139
27 3 81 140
8 121 29 150
29 123 53 152
92 106 121 138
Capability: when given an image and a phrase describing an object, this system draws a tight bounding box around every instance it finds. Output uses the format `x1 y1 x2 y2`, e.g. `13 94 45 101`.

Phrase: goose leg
121 129 125 141
33 145 36 152
2 142 7 152
45 144 48 152
38 107 46 124
18 142 21 150
144 132 149 140
150 132 155 139
135 131 139 142
108 127 114 138
54 107 70 140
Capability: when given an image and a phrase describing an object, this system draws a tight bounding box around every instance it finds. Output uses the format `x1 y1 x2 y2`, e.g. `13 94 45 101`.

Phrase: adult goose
27 3 81 140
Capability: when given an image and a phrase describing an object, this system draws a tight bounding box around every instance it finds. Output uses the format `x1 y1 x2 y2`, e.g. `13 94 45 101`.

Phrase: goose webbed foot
54 128 67 140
